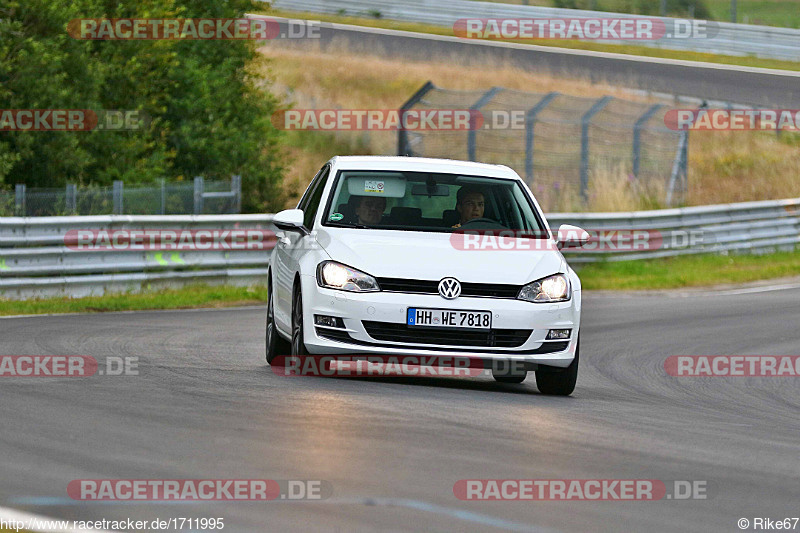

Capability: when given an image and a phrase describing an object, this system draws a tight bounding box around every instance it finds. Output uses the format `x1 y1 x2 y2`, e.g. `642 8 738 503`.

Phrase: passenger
354 196 387 225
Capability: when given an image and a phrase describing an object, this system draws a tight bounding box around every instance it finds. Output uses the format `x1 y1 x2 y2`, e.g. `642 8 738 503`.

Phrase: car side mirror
556 224 590 249
273 209 309 235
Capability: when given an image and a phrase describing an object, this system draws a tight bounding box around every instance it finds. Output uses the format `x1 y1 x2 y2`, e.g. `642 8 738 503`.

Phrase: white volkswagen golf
266 156 587 395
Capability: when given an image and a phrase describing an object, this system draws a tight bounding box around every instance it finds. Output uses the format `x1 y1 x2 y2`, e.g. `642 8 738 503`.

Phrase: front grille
315 327 351 343
376 277 521 299
460 282 521 298
362 321 532 348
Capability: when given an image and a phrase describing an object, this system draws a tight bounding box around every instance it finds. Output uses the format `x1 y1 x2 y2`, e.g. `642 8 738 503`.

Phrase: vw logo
438 278 461 300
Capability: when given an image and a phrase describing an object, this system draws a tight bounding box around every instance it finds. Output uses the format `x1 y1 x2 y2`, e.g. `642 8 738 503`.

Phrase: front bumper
298 274 580 368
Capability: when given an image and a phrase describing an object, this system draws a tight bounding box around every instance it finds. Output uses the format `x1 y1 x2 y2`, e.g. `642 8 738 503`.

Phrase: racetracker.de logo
68 479 331 501
272 109 482 131
453 18 714 41
665 356 800 377
449 229 704 252
0 356 138 377
665 109 800 131
454 18 665 40
454 479 708 500
0 110 148 132
67 18 284 40
64 229 276 251
0 356 97 377
270 355 486 377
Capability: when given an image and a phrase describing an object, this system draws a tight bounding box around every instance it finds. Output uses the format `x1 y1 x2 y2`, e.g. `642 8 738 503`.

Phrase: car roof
329 156 520 180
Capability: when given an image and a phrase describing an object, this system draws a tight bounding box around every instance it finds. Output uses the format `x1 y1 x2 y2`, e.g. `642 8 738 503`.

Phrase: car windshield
322 170 548 236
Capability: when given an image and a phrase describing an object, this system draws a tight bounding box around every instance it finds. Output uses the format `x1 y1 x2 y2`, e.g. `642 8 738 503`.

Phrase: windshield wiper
328 222 371 229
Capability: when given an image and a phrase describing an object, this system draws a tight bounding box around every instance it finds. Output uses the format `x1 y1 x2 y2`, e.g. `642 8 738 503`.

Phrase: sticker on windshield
329 212 344 222
364 180 385 193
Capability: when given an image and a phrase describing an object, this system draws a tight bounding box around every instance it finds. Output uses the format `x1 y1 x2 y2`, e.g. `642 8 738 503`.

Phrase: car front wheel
266 274 291 364
291 284 310 356
535 339 579 396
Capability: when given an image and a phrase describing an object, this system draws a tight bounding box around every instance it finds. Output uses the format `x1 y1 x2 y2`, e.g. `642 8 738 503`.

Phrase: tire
535 339 579 396
266 275 291 364
291 284 310 356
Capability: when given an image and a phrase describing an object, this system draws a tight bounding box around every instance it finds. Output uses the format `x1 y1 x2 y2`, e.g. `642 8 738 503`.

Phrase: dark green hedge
0 0 286 212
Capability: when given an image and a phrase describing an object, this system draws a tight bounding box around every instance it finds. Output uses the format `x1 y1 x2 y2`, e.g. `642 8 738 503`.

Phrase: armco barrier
268 0 800 62
1 198 798 299
550 197 800 262
0 215 275 300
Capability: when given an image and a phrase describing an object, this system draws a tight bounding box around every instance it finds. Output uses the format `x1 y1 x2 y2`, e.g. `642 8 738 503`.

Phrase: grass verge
262 45 800 212
575 249 800 290
0 284 267 317
264 8 800 72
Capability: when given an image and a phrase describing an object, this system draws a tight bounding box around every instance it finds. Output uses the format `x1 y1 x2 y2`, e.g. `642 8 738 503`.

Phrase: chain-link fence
399 82 688 211
1 176 242 217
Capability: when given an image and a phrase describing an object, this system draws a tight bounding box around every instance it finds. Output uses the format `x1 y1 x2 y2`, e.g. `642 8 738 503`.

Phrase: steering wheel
458 217 508 230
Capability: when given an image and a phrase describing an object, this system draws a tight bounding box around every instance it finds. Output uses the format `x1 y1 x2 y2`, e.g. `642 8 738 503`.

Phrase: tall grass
690 130 800 205
262 46 800 212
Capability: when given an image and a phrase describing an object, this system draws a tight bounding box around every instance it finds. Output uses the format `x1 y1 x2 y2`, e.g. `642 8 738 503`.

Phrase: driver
354 195 387 225
451 186 485 228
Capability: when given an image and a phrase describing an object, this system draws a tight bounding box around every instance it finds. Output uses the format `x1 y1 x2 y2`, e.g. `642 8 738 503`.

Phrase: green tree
0 0 285 211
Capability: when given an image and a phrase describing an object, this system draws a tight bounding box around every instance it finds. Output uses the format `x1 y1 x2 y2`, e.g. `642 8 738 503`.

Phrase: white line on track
5 497 556 533
706 281 800 296
0 505 114 533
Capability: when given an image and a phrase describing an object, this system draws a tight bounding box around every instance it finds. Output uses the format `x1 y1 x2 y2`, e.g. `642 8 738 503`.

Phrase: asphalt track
265 18 800 108
1 284 798 532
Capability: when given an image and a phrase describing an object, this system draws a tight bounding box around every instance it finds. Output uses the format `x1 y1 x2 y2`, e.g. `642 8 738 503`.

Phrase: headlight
317 261 380 292
517 274 570 303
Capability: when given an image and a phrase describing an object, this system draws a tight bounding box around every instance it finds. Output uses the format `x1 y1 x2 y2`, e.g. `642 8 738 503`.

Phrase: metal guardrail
549 197 800 262
0 215 275 300
0 198 798 299
269 0 800 62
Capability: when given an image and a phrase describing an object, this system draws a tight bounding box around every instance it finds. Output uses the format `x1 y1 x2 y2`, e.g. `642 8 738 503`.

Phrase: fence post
112 181 124 214
667 102 700 206
397 81 435 156
15 184 26 216
632 104 663 179
580 96 613 203
160 178 166 215
467 87 502 162
232 175 242 213
66 184 77 214
524 92 559 184
193 176 204 215
681 128 689 199
667 130 689 206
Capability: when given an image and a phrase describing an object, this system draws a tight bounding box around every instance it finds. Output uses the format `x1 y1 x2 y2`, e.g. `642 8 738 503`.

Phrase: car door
273 165 330 332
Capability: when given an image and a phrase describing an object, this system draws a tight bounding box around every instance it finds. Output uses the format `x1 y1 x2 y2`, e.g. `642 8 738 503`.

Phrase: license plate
407 308 492 329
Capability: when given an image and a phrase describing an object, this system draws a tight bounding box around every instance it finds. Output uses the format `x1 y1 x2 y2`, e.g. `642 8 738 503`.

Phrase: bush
0 0 286 212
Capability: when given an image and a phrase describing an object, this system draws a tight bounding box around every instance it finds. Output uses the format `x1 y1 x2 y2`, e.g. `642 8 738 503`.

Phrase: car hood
315 228 564 285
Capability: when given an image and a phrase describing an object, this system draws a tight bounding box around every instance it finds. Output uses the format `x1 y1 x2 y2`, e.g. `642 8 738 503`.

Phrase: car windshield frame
319 169 551 238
